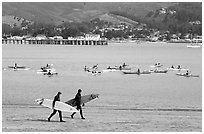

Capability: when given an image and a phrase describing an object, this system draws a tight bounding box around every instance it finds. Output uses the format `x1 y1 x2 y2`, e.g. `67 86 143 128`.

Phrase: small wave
114 108 202 112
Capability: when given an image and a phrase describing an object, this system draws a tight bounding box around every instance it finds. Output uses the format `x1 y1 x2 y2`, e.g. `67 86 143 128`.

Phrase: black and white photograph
2 1 202 132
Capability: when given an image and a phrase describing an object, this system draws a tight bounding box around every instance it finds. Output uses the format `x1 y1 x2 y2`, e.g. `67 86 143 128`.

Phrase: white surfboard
35 98 79 113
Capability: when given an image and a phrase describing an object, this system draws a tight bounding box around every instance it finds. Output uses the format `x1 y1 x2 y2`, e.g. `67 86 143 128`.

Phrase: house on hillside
85 34 101 40
52 36 63 40
35 34 47 40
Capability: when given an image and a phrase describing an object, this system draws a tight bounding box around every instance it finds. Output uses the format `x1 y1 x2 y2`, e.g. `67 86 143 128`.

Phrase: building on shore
2 34 108 45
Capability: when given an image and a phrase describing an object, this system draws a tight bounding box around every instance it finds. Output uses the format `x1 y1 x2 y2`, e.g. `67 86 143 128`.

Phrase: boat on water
150 69 168 73
104 65 131 71
37 68 56 73
103 69 118 72
13 68 30 71
167 67 188 71
122 70 151 75
187 44 201 48
44 72 58 77
8 66 27 69
91 71 102 76
176 73 199 77
8 64 30 71
116 67 131 70
154 70 168 73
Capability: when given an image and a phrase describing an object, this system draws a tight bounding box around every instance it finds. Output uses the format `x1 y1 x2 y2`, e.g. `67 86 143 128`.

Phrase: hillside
2 2 175 25
143 2 202 34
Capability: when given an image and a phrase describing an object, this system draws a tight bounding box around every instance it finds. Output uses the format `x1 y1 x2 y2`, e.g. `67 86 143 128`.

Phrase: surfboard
65 94 99 107
35 98 79 112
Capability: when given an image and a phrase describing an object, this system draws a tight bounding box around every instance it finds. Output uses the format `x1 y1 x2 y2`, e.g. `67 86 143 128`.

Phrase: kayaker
171 65 174 68
71 89 85 119
46 64 50 68
122 63 127 68
92 64 98 69
48 92 65 122
186 70 189 75
107 66 111 69
92 70 97 74
14 63 17 69
84 65 87 71
119 65 122 70
137 68 140 74
177 65 181 69
47 70 52 75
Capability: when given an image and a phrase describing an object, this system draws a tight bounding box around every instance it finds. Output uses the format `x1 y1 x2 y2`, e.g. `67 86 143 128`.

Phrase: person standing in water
48 92 65 122
71 89 85 119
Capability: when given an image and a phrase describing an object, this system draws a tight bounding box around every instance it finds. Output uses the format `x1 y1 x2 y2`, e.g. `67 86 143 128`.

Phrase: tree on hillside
10 27 23 36
2 24 12 34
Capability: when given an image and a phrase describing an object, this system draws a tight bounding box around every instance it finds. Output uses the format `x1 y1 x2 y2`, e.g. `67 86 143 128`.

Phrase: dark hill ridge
2 2 175 25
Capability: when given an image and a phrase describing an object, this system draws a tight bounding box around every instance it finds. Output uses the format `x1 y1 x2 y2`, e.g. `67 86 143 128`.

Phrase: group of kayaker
170 64 190 75
40 64 57 75
170 65 181 69
84 64 102 75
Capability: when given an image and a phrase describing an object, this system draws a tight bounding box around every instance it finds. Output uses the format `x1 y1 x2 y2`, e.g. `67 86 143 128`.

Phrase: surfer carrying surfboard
48 92 65 122
71 89 85 119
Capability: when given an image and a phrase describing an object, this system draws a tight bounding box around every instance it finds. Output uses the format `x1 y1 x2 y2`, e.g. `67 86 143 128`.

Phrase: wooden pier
2 39 108 45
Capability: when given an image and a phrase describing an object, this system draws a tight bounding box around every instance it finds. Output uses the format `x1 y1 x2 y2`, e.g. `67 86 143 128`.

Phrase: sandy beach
2 104 201 132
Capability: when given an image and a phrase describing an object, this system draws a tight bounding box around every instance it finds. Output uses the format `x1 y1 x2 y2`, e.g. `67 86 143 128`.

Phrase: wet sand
2 105 202 132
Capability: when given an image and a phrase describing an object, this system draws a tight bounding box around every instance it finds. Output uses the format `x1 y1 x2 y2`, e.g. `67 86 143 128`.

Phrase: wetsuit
48 94 63 122
71 92 85 119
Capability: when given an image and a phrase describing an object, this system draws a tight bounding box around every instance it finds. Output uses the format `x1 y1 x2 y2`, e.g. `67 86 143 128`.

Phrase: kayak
90 71 101 76
104 67 131 71
8 66 27 69
103 69 118 72
122 70 151 75
44 72 58 76
150 64 163 68
118 67 131 70
13 68 30 71
153 70 168 73
167 68 188 71
37 71 49 74
42 68 56 72
37 68 56 74
176 73 199 77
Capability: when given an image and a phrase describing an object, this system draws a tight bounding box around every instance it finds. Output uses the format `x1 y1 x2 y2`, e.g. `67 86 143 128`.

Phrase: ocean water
2 42 202 110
